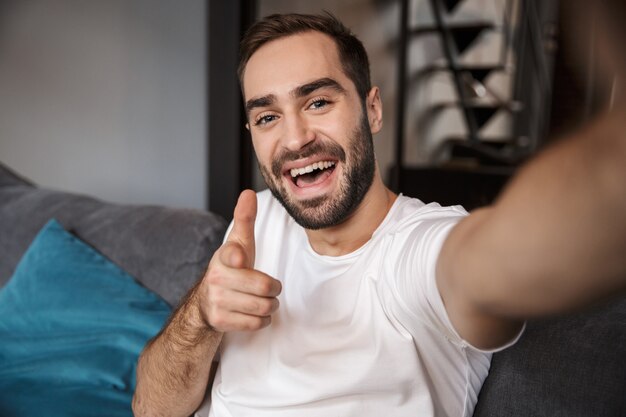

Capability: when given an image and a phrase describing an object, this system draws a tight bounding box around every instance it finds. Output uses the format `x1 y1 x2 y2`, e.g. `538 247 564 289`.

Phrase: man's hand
133 190 278 417
199 190 282 332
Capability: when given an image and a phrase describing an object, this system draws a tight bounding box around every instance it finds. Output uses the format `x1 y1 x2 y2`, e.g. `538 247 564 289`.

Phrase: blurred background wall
3 0 601 217
0 0 206 209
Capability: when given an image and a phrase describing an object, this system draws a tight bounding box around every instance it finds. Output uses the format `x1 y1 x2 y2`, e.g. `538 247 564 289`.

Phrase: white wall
0 0 207 209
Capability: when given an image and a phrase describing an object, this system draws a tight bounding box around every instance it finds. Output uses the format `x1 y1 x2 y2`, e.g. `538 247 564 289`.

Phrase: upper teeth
290 161 335 178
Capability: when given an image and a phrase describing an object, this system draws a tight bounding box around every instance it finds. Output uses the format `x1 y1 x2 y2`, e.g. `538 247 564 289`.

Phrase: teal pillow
0 219 172 417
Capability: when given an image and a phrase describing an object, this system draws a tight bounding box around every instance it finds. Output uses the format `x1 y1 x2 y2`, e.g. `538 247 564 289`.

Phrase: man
133 11 626 417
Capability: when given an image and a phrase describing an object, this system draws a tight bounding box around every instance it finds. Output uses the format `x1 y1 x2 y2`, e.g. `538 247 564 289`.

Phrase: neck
305 169 397 256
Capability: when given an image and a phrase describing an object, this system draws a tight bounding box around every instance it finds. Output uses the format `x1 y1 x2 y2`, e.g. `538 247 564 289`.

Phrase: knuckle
222 242 246 268
244 299 259 314
257 278 273 295
232 247 246 265
246 316 268 331
271 297 280 312
206 269 221 286
242 317 256 331
256 300 270 316
210 311 226 329
258 298 275 315
259 316 271 329
209 287 225 306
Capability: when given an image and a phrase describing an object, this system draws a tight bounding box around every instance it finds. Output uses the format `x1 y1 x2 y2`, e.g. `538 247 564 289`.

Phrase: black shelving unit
391 0 558 210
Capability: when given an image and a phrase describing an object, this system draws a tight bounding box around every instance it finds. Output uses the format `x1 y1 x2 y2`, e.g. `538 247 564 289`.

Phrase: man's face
242 31 380 229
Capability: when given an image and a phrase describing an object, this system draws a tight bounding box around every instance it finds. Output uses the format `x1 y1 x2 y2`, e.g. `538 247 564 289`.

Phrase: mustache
271 141 346 178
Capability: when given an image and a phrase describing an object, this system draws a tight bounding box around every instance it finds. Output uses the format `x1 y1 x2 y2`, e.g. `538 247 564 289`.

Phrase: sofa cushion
0 162 228 306
0 161 34 187
473 297 626 416
0 219 171 417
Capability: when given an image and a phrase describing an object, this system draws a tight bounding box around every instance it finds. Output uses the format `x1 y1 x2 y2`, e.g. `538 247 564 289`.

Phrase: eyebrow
292 77 346 98
245 77 346 117
245 95 276 116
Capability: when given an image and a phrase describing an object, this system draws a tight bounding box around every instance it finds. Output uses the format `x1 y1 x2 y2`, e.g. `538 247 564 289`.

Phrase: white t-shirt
198 190 517 417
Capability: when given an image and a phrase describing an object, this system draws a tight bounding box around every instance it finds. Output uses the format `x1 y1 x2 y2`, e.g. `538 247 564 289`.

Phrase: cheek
331 110 361 138
313 118 352 144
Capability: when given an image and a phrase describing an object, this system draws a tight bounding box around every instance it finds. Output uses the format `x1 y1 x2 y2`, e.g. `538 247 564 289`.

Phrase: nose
281 113 315 152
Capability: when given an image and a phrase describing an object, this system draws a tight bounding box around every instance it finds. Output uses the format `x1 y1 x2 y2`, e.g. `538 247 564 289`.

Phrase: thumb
226 189 257 267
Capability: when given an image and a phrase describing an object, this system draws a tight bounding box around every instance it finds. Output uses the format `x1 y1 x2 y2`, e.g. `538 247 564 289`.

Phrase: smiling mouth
287 160 336 188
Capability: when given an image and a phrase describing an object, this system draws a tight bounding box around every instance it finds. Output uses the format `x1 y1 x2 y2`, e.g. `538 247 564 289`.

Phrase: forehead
242 31 349 101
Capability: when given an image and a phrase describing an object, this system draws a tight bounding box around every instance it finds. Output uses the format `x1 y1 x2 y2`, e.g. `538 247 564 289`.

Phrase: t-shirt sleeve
386 212 466 346
385 208 523 352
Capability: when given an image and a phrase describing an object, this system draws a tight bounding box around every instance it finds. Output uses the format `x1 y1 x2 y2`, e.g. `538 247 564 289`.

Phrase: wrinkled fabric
0 220 171 417
473 297 626 417
0 161 227 306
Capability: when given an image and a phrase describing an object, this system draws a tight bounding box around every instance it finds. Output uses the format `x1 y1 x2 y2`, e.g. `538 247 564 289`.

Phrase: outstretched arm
133 191 282 416
438 105 626 349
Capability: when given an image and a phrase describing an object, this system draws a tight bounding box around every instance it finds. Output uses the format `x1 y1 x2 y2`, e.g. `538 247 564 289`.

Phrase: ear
245 122 250 131
365 87 383 134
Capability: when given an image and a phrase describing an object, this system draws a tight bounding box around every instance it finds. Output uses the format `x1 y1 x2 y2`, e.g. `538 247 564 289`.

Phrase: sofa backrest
473 297 626 416
0 161 228 306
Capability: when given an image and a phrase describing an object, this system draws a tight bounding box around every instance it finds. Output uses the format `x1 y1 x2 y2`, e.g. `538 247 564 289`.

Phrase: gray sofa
0 162 227 306
1 162 624 416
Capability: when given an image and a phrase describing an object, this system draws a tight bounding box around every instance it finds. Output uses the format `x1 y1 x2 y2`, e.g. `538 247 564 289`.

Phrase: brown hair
238 12 372 100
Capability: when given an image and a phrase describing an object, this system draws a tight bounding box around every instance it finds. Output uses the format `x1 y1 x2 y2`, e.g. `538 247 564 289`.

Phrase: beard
259 112 376 230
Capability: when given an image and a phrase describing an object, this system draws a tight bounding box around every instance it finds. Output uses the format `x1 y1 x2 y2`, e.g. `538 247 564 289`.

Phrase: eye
308 98 330 110
254 113 278 126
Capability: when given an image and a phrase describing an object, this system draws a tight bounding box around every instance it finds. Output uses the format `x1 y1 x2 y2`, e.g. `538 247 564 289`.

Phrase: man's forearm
438 105 626 349
458 105 626 317
133 284 223 417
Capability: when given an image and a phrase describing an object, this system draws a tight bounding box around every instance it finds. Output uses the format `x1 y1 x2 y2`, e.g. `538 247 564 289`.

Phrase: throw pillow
0 219 171 417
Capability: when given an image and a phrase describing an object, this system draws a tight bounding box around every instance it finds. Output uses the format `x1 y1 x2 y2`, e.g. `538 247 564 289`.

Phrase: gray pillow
0 162 228 306
0 162 34 187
